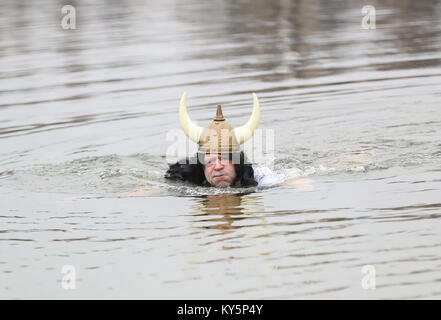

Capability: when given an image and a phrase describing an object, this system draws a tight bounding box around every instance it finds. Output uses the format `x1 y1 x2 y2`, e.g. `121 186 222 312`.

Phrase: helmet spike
214 104 225 121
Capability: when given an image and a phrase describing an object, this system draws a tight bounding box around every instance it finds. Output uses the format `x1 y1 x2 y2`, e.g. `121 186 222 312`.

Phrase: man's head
170 92 260 188
203 154 237 187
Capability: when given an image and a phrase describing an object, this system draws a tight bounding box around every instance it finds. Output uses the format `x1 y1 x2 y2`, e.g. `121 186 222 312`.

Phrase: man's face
203 154 237 187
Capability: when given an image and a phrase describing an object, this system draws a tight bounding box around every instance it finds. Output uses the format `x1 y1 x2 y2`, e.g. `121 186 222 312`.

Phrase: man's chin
212 180 232 188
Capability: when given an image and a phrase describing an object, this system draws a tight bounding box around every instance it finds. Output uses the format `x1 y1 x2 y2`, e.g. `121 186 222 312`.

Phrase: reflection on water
190 194 264 231
1 0 441 299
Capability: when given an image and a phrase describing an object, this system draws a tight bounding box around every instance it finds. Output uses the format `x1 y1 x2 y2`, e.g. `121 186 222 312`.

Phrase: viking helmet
179 92 260 154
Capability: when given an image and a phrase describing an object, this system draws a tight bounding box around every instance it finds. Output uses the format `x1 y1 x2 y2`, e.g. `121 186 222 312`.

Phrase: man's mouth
213 177 230 187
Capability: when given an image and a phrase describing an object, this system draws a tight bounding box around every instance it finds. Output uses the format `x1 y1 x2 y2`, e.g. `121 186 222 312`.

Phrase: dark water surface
1 0 441 299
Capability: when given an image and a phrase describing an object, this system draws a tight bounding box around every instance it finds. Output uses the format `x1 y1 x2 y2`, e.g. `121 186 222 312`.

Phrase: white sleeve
253 167 285 187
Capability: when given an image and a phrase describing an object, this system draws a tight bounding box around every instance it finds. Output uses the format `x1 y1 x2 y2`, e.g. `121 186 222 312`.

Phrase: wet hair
165 151 257 187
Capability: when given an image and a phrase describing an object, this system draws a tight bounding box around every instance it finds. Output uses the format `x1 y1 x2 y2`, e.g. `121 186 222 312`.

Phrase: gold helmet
179 92 260 154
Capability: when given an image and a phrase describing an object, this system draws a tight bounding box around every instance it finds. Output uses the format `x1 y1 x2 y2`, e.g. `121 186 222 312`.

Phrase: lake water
1 0 441 299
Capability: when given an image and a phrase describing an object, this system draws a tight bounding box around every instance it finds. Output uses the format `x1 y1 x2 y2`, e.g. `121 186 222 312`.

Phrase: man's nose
214 160 224 170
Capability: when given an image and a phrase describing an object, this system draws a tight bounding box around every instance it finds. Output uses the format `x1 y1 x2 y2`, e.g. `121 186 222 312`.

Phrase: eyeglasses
204 154 232 166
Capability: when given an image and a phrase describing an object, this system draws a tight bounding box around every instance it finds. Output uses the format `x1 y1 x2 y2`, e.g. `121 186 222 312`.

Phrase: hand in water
282 178 314 191
125 186 161 197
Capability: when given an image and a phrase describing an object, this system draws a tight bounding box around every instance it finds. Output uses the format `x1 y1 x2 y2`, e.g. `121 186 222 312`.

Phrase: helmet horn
179 92 203 143
234 93 260 144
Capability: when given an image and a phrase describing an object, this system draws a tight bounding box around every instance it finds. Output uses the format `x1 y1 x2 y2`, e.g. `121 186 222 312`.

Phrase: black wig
165 151 257 187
